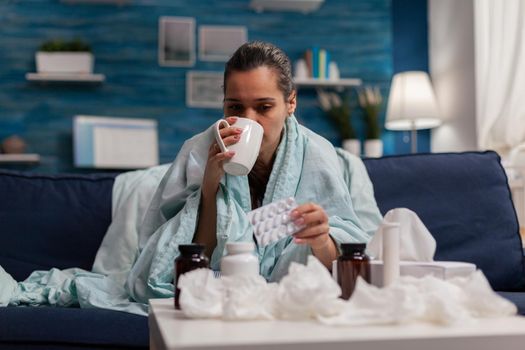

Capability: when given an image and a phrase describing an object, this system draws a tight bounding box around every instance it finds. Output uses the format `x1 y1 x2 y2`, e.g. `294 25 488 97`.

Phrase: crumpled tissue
367 208 436 261
275 255 344 320
318 271 517 326
178 268 223 318
177 255 517 325
179 257 343 321
222 274 277 320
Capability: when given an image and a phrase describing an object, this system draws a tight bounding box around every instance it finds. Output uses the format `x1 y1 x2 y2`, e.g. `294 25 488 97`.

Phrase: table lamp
385 71 441 153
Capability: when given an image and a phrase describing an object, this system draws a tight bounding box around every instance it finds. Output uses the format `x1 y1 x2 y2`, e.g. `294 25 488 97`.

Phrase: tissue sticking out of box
367 208 436 261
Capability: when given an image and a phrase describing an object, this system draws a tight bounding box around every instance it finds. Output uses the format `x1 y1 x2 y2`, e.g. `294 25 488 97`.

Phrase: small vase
364 139 383 158
342 139 361 157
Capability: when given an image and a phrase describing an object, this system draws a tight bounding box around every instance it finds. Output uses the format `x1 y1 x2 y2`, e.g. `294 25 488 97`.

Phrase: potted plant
36 39 93 74
317 90 360 156
358 86 383 158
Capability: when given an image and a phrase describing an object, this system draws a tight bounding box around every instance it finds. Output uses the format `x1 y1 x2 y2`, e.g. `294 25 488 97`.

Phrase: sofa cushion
0 306 147 349
0 170 117 281
363 151 525 291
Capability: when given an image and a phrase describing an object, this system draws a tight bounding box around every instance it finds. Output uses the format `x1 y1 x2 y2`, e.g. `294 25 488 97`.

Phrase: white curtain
475 0 525 156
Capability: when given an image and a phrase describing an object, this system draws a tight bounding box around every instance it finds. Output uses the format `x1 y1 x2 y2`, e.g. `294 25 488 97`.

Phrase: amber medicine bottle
174 244 209 309
337 243 370 300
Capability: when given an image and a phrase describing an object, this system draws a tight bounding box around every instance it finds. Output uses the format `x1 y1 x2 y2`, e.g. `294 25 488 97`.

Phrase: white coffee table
149 298 525 350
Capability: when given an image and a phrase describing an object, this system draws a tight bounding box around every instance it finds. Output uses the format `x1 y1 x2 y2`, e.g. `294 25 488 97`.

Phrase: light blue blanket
0 116 381 315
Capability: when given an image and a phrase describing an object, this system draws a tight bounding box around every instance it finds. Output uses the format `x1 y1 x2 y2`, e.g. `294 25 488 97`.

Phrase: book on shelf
303 46 333 80
312 46 319 79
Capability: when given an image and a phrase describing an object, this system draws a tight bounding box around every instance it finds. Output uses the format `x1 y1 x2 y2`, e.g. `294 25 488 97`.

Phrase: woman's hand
290 202 338 268
201 116 242 200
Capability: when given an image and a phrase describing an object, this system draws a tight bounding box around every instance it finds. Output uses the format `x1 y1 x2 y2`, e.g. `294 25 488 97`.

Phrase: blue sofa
0 151 524 349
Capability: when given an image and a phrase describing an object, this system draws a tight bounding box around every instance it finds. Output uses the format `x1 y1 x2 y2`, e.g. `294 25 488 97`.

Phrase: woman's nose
243 109 258 121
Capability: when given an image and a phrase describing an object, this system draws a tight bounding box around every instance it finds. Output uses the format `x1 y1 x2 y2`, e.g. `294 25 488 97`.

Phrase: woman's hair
224 41 295 100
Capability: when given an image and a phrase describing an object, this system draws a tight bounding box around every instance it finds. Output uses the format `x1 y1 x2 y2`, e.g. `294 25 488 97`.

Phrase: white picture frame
158 16 195 67
186 71 224 109
198 25 247 62
73 115 159 169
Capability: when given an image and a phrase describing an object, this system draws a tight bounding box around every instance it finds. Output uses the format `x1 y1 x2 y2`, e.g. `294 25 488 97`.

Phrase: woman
151 40 380 285
122 41 379 302
196 41 343 269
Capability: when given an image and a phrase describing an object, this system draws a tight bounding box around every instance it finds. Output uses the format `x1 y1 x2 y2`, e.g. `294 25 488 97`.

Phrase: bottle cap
340 242 367 255
226 242 255 254
178 244 205 255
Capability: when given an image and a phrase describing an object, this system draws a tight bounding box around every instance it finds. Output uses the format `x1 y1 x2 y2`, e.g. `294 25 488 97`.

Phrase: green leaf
39 38 92 52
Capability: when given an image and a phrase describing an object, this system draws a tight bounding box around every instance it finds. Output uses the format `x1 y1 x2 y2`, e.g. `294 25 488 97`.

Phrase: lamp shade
385 71 441 130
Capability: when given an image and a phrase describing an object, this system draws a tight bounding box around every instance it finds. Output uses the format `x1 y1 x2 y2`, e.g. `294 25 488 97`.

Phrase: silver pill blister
248 197 301 247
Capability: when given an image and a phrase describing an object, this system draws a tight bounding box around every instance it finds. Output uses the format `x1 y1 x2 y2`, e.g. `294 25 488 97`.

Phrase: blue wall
0 0 426 173
391 0 430 153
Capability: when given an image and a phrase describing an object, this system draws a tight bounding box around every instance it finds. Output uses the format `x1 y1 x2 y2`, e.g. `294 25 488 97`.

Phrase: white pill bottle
221 242 260 277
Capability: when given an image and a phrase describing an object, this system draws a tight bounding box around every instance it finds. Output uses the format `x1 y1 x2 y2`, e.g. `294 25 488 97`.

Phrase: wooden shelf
26 73 105 83
294 77 362 88
0 154 40 164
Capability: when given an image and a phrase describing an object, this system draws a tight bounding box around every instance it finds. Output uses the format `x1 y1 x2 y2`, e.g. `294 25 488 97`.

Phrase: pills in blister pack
247 197 304 247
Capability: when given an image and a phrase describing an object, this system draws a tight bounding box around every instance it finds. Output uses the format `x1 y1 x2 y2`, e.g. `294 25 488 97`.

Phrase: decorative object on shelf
293 49 360 90
359 85 384 158
27 38 105 83
341 139 361 157
328 61 340 81
36 39 93 74
0 135 39 164
158 16 195 67
317 90 360 156
385 71 441 153
74 115 159 169
301 47 333 80
250 0 324 14
1 135 27 154
198 25 247 62
294 59 309 80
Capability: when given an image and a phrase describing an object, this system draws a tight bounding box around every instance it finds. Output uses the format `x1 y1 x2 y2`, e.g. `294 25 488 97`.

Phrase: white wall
429 0 477 152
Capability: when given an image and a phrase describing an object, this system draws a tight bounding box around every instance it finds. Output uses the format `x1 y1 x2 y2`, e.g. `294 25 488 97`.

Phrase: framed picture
198 25 247 62
186 71 224 108
73 115 159 169
158 16 195 67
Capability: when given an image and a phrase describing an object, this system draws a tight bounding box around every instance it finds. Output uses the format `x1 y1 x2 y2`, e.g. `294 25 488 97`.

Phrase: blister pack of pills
247 197 304 247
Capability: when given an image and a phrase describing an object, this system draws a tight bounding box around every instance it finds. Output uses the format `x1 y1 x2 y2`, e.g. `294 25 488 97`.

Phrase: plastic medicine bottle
220 242 259 277
337 243 370 300
174 244 209 309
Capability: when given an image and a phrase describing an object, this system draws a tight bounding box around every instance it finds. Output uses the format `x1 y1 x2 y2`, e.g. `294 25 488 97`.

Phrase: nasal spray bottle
382 222 400 286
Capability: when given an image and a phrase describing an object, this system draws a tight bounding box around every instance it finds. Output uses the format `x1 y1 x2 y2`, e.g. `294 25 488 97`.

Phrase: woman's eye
227 105 243 111
258 105 273 112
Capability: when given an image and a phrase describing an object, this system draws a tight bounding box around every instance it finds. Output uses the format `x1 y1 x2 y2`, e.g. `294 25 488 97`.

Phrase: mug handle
214 119 230 153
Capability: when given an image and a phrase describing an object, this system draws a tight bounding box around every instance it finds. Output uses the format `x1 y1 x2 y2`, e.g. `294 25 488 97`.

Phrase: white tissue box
332 260 476 287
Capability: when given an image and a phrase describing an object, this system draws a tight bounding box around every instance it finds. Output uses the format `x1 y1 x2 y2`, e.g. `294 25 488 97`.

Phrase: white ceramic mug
214 118 263 176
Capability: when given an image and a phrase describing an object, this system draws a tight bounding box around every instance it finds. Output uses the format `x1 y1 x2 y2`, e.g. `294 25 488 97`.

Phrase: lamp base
411 126 418 154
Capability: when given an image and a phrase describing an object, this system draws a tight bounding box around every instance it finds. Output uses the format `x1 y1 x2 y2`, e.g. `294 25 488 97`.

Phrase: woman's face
223 66 296 159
